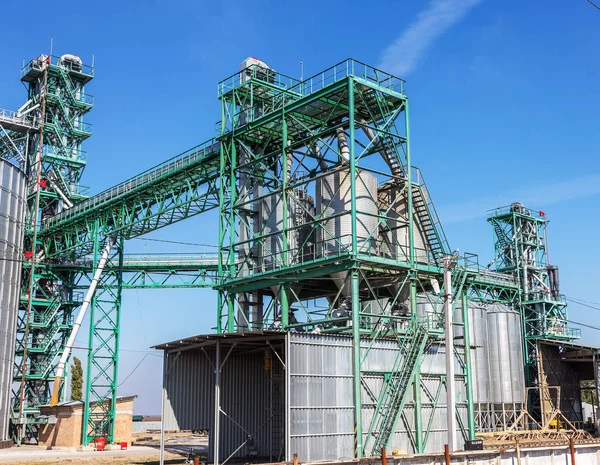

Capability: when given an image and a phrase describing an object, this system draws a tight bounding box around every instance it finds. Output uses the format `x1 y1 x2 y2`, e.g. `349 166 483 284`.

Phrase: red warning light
539 211 545 217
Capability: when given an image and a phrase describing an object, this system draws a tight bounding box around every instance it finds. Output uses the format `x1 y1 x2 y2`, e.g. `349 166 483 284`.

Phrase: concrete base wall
38 396 134 448
296 445 600 465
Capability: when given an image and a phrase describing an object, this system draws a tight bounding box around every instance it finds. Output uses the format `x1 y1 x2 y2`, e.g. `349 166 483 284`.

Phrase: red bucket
120 441 128 450
95 437 107 451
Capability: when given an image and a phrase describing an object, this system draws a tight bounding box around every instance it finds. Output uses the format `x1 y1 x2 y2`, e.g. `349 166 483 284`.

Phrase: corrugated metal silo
486 303 525 405
315 168 378 257
0 160 26 443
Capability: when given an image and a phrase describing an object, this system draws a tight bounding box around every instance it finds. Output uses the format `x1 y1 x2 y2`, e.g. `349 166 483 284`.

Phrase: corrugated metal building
155 331 472 462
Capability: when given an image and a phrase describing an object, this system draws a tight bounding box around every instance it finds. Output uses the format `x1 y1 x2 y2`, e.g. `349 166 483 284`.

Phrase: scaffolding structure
0 54 589 452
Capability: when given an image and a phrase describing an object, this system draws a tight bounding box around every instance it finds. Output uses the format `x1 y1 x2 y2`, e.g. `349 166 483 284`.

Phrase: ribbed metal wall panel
487 304 525 405
289 334 354 459
289 334 466 459
163 345 273 461
0 160 26 442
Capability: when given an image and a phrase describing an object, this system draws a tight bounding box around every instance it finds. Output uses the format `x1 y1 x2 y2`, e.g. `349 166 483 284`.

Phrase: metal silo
453 301 491 405
486 304 525 406
0 160 26 444
315 168 378 257
259 188 314 269
378 183 428 263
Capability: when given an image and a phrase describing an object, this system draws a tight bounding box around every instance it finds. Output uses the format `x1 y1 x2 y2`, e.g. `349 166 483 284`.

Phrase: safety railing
218 63 300 97
219 58 404 98
287 59 405 98
487 204 547 220
69 184 90 197
0 107 37 129
43 145 88 163
121 253 220 268
220 59 405 131
233 229 438 280
47 86 94 107
21 54 94 79
44 138 221 227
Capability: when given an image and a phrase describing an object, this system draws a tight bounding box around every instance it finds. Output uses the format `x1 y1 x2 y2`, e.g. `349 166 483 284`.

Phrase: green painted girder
61 253 221 289
41 141 221 258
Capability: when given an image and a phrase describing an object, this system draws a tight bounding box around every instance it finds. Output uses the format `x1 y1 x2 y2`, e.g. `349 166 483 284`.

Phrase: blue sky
1 0 599 413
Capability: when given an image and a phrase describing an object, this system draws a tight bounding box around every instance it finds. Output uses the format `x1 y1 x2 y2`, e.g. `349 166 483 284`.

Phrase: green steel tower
214 58 475 455
2 53 582 451
0 54 94 443
487 203 580 421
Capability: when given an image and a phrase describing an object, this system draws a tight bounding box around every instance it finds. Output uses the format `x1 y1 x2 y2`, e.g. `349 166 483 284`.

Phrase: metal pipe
381 447 387 465
17 99 32 115
461 294 475 440
51 180 74 209
18 103 40 117
444 258 457 452
570 437 576 465
312 142 328 172
515 439 522 465
444 444 451 465
50 237 114 406
336 128 350 162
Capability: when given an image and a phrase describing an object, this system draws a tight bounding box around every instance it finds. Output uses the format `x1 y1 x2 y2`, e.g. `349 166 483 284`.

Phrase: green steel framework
0 55 581 451
213 60 479 455
487 204 579 421
8 55 94 443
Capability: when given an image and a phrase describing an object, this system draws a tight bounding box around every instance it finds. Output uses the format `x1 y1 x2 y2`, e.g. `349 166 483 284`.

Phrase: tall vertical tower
10 54 94 443
487 203 579 420
214 58 465 455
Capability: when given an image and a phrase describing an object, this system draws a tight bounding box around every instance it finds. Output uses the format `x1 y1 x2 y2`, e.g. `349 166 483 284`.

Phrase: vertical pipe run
351 270 363 457
461 293 475 440
381 447 387 465
570 437 576 465
444 259 457 452
348 78 363 458
411 281 423 453
280 114 290 328
444 444 451 465
404 100 415 267
227 139 237 332
348 78 357 256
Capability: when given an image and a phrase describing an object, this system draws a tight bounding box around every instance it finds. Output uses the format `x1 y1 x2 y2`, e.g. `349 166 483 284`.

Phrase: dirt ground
0 454 184 465
0 431 208 465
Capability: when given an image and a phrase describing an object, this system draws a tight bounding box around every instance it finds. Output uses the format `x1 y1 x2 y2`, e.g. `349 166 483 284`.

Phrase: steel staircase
358 88 405 177
54 66 93 110
411 168 450 264
365 323 429 455
492 221 509 249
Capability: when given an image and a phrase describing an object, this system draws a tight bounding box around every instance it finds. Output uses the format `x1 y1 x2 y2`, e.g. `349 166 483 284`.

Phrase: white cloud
437 174 600 224
379 0 482 76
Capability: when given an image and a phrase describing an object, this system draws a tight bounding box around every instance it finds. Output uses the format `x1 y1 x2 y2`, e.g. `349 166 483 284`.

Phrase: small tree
70 357 83 401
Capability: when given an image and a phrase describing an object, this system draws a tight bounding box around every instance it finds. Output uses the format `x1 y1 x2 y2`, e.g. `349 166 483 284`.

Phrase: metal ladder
493 221 510 249
365 323 429 455
411 169 450 264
